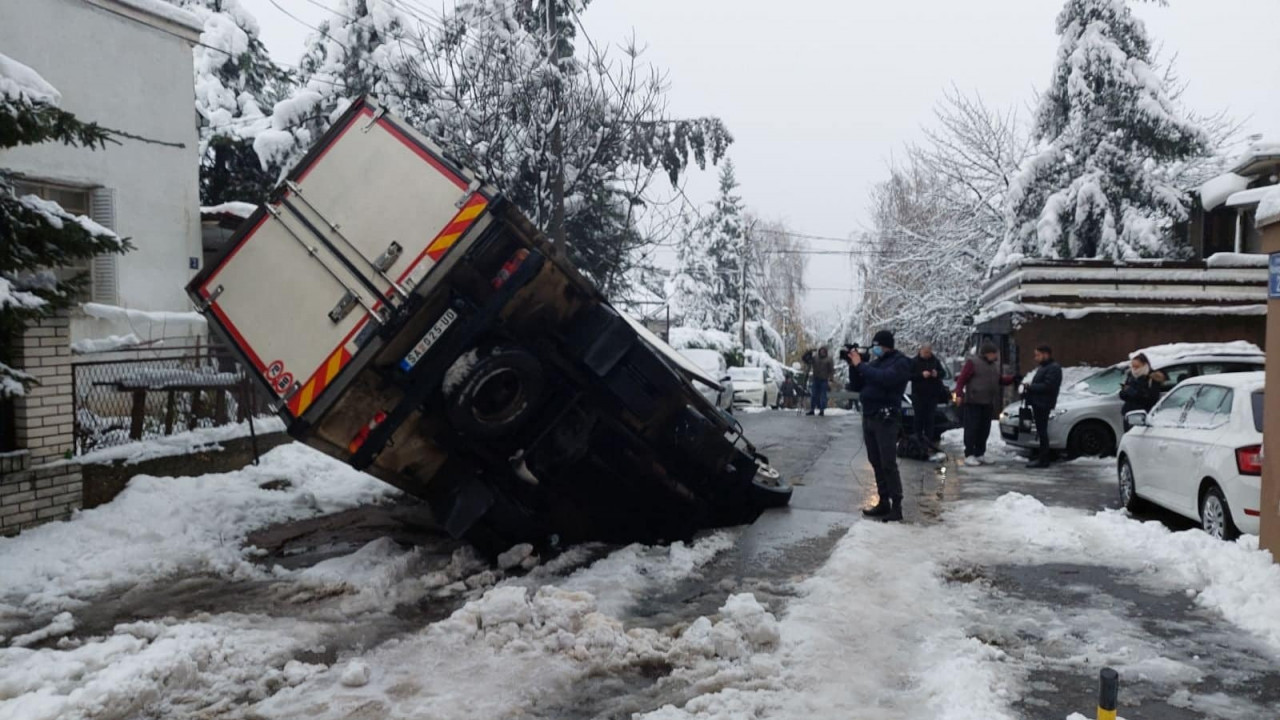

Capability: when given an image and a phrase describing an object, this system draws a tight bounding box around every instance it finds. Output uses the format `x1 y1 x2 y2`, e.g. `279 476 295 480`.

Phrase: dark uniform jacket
1025 360 1064 410
849 350 913 416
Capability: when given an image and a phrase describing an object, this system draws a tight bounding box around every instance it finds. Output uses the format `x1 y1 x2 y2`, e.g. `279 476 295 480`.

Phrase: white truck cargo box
194 99 494 419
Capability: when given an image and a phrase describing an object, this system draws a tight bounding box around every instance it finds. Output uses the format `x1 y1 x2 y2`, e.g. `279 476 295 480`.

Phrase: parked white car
1117 372 1264 540
999 342 1265 457
679 349 735 413
729 366 780 408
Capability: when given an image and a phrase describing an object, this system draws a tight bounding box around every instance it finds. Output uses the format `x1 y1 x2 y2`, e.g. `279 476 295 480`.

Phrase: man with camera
846 330 913 522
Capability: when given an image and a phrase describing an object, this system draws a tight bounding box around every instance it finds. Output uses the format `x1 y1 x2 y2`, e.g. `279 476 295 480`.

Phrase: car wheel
1200 483 1240 541
1117 456 1145 511
445 347 544 439
1067 421 1115 458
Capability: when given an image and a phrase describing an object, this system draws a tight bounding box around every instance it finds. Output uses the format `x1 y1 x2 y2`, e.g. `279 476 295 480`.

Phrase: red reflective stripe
1245 508 1261 517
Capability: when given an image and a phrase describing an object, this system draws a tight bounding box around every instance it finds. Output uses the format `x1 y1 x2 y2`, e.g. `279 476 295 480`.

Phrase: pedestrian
807 346 835 416
847 330 913 522
1023 344 1064 469
954 341 1014 467
1119 353 1165 429
910 343 948 448
780 372 799 410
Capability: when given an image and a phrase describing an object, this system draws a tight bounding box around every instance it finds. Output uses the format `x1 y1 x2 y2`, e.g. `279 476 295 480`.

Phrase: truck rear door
191 98 494 421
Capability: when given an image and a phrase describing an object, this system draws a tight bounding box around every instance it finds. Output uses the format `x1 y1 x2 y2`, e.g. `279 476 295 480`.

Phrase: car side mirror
1125 410 1148 428
721 376 732 383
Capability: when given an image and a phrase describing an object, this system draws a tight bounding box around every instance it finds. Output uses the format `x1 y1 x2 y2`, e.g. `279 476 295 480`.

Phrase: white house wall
0 0 202 344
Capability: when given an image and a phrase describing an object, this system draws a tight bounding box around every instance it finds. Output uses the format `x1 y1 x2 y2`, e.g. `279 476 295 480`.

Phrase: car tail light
492 249 531 289
348 411 388 454
1236 445 1263 476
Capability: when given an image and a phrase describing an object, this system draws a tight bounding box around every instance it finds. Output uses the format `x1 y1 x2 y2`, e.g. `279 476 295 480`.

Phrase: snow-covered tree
0 54 127 395
856 89 1029 356
254 0 409 177
1001 0 1211 262
256 0 730 295
172 0 294 204
671 161 757 334
747 214 808 361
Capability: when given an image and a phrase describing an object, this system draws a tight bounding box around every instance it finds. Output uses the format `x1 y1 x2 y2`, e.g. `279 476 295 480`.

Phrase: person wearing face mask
1119 353 1165 429
847 329 914 522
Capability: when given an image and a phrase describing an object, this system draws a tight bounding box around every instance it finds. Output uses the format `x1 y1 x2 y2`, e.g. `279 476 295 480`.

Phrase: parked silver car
679 348 736 413
999 344 1265 457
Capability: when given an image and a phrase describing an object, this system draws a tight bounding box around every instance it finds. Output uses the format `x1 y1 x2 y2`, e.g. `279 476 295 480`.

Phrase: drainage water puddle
967 563 1280 720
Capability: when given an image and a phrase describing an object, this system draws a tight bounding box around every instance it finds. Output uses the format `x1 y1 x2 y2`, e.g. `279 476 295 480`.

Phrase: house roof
1229 141 1280 178
1225 186 1276 208
84 0 202 39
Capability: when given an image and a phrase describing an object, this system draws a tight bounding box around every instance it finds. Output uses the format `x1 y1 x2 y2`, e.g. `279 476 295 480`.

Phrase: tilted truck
187 97 791 551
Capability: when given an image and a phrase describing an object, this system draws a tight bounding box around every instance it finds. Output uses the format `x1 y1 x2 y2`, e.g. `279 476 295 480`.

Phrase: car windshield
1252 391 1264 432
728 367 764 383
1077 366 1126 395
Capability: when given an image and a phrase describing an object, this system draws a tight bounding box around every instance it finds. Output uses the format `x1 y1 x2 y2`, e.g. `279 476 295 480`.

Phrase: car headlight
1049 407 1070 420
999 412 1008 422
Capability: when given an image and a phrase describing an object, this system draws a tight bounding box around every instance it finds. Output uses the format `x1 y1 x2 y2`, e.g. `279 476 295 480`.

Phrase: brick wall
1 313 82 535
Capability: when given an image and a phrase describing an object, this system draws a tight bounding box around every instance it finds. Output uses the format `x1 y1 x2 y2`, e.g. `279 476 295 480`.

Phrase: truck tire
750 464 793 509
445 347 545 439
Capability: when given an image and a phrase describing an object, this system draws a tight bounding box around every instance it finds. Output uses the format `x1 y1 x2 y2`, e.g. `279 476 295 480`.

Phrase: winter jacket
811 354 836 382
1119 372 1163 414
911 355 948 401
1024 360 1064 410
849 349 912 417
955 357 1010 408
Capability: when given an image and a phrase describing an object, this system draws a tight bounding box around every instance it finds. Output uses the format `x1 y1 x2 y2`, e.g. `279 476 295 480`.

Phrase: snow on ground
0 443 394 629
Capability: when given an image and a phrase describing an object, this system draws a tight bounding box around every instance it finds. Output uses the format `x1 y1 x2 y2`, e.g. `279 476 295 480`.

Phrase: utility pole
739 258 747 350
546 0 567 248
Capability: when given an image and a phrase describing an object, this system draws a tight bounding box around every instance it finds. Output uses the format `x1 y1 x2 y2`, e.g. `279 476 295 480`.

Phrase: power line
265 0 351 50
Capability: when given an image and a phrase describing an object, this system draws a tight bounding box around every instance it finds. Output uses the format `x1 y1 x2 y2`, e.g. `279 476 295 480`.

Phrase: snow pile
1257 185 1280 228
82 303 207 332
0 615 329 720
1199 172 1250 211
669 326 739 354
70 333 142 354
201 201 257 219
114 0 202 31
1225 186 1274 208
1131 340 1263 368
74 416 285 466
0 443 394 629
254 585 780 720
0 52 59 105
18 195 118 240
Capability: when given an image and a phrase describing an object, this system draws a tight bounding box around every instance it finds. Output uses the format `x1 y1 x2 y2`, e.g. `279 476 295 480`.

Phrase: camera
839 343 869 364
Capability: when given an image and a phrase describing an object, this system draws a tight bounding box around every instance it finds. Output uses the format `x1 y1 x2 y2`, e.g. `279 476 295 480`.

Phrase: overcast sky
240 0 1280 327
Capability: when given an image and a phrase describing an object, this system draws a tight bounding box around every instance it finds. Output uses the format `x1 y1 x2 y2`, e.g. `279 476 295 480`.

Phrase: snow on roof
1225 186 1276 208
201 201 257 219
974 300 1266 325
1257 186 1280 229
1231 140 1280 174
1205 252 1269 268
1131 341 1264 370
1199 172 1251 211
0 51 60 105
111 0 203 33
1180 370 1266 390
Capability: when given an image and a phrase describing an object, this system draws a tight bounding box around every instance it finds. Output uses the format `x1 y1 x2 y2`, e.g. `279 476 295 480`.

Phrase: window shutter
89 187 119 305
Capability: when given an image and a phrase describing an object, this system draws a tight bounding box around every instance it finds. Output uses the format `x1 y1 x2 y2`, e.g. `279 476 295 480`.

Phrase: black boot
862 500 890 518
1026 456 1050 469
881 498 904 523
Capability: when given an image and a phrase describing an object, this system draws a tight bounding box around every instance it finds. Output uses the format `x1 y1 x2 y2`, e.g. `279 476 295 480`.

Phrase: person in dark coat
1119 352 1165 429
1024 344 1064 469
954 342 1014 465
807 347 836 416
910 343 948 447
848 329 914 522
780 373 800 410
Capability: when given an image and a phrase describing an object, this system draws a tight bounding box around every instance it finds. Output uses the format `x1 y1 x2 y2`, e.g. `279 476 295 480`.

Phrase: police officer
847 329 914 522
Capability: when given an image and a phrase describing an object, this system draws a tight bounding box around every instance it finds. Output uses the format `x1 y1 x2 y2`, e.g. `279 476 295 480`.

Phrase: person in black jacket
1119 353 1165 429
1023 344 1063 469
848 329 914 522
910 343 948 447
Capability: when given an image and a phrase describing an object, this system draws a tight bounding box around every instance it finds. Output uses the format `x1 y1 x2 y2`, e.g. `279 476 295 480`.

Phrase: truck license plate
400 308 458 371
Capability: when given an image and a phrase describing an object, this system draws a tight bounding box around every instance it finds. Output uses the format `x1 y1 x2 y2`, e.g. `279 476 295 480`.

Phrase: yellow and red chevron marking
288 345 353 417
424 195 488 262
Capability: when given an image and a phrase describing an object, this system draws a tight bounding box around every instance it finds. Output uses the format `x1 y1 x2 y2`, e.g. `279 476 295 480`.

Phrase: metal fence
72 345 274 454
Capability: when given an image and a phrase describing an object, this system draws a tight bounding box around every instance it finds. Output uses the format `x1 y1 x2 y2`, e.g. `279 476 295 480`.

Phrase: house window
12 180 118 304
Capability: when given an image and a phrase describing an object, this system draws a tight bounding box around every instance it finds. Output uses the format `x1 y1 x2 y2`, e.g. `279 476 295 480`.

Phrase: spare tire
445 346 545 439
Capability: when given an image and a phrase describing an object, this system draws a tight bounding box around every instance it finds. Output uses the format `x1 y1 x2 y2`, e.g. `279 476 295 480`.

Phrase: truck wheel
446 347 544 439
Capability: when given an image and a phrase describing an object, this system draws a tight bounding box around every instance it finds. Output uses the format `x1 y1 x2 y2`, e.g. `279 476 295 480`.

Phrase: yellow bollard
1097 667 1119 720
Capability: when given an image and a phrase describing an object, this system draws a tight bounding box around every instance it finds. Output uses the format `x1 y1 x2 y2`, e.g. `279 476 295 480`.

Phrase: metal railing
72 345 274 454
